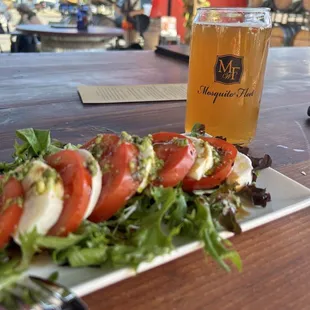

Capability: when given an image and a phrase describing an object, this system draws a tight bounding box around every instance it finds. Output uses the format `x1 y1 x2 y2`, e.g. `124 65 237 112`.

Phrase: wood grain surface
0 48 310 310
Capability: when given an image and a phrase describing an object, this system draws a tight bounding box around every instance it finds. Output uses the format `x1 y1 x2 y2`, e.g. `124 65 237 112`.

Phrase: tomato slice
83 134 140 222
0 176 24 249
152 132 196 188
182 137 238 191
45 150 92 236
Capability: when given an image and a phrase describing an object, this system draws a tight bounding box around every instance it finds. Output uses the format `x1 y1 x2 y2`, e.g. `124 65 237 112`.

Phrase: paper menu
78 83 187 104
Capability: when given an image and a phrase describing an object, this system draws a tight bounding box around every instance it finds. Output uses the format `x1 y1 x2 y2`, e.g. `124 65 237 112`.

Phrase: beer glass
185 8 272 145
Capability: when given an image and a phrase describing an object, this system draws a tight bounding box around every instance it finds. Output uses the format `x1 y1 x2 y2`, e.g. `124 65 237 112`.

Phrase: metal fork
0 276 88 310
30 276 88 310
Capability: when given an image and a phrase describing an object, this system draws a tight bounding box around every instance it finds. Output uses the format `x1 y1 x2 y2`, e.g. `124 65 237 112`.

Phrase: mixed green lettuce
7 186 240 272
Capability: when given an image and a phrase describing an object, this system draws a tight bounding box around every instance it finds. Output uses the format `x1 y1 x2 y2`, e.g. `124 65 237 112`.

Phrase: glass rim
197 7 271 12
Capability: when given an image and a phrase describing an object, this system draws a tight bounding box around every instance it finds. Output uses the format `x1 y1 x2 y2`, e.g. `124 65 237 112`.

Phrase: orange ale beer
185 8 272 145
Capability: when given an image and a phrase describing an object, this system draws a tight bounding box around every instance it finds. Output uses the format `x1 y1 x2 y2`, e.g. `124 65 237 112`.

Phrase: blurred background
0 0 309 53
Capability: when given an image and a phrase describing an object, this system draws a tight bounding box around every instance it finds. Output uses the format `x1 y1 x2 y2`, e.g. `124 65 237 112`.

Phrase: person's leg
123 29 139 47
17 35 36 52
143 18 161 50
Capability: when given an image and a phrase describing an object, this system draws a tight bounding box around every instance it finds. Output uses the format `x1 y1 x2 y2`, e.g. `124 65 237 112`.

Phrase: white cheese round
14 160 64 244
226 152 253 190
77 149 102 219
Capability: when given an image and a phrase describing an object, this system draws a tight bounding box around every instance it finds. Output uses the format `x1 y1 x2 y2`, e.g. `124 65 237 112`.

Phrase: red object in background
150 0 186 42
122 19 134 30
150 0 168 18
150 0 247 42
171 0 186 42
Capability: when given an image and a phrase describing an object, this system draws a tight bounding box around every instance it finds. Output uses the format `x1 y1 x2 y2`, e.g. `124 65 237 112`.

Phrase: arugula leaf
67 247 107 267
36 233 88 251
194 198 242 272
132 188 178 251
163 188 242 272
0 229 38 291
50 222 110 266
110 187 179 267
0 246 34 292
18 228 40 271
168 190 188 226
0 256 21 291
0 256 19 276
0 290 21 310
47 271 59 282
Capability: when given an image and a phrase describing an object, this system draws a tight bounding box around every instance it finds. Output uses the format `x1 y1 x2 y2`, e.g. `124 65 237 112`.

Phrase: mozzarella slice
226 152 253 190
186 136 214 181
14 160 64 244
77 149 102 219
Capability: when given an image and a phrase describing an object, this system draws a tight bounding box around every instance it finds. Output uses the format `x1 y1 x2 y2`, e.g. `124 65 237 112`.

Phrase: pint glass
185 8 272 145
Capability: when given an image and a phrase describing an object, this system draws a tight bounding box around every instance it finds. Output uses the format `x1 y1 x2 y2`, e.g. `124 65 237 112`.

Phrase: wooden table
1 48 310 309
16 24 124 52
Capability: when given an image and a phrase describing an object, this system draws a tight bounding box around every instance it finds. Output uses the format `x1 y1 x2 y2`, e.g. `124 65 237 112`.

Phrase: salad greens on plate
0 124 272 300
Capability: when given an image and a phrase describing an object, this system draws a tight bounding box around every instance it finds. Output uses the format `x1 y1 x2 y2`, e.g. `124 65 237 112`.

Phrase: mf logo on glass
214 55 243 84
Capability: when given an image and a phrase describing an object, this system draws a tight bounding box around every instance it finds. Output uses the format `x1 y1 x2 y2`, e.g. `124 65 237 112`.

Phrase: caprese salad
0 124 271 289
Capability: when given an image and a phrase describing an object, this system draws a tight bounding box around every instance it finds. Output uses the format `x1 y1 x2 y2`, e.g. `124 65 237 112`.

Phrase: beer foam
196 22 271 28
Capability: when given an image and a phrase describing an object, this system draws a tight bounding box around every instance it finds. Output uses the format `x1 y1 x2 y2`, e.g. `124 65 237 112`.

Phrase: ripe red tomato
46 150 92 236
182 137 237 191
83 134 140 222
0 176 24 249
152 132 196 188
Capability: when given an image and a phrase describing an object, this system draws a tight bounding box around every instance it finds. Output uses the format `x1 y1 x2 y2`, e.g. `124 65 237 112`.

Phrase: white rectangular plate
27 167 310 297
